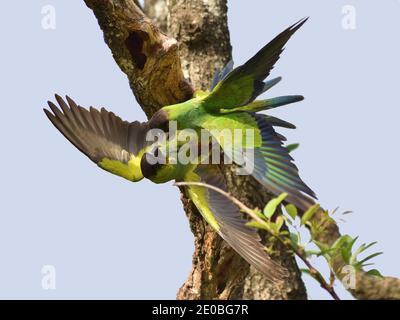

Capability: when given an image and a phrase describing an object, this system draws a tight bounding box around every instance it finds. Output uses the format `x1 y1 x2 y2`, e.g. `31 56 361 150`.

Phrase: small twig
294 249 340 300
270 232 340 300
330 269 336 288
175 181 341 300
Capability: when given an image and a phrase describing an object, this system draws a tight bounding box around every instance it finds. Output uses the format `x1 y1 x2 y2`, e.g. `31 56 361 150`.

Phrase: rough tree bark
83 0 400 299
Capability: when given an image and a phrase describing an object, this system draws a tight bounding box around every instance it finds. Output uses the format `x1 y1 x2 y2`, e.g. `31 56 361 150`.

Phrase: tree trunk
146 0 307 300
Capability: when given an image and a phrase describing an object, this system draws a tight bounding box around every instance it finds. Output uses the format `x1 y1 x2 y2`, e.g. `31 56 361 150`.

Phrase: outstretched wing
183 166 287 281
210 60 234 90
44 95 151 181
203 18 308 112
238 114 316 212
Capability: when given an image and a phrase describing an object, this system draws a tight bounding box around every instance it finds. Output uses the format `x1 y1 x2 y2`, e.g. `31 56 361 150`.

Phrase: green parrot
147 17 316 212
44 18 314 281
44 95 287 281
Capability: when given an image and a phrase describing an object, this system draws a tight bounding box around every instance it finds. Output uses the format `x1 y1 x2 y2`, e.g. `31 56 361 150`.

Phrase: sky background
0 1 399 299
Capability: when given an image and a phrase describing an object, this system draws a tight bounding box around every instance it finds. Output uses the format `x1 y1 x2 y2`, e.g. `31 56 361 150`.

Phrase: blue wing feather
240 113 316 211
210 60 234 90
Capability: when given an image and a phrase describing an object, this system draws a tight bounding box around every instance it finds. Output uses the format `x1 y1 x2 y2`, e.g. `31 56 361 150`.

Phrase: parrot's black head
140 147 163 180
148 109 169 132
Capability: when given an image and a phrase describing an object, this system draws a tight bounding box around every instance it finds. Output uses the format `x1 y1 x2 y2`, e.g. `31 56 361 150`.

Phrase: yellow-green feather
200 112 263 149
98 156 143 182
184 171 220 231
203 75 255 109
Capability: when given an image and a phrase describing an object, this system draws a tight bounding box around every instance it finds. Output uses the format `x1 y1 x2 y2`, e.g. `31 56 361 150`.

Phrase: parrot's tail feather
262 115 296 129
261 77 282 94
250 95 304 112
221 95 304 114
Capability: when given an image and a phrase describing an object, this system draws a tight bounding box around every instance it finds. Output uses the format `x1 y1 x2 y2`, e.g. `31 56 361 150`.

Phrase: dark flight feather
44 95 150 164
204 18 308 112
239 113 316 211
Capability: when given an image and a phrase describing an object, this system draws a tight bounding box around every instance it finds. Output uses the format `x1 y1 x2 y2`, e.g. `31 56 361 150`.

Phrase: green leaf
300 204 320 225
246 221 269 231
342 210 353 215
330 237 347 251
360 263 374 268
275 216 285 232
336 236 358 264
285 204 298 220
268 222 279 234
347 236 359 252
350 242 378 265
341 247 351 264
358 252 383 266
263 193 288 219
332 235 357 251
313 240 331 252
289 232 299 250
286 143 299 153
366 269 383 278
254 208 267 220
359 242 378 254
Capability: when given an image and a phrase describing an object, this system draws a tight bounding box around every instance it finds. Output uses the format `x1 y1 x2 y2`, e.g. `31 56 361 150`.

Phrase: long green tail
220 95 304 113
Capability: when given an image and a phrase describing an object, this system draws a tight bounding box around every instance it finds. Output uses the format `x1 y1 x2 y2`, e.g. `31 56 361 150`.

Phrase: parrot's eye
140 153 162 179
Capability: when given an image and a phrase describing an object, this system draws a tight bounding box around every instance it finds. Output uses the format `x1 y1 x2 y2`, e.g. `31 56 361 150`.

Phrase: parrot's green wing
44 95 151 182
237 113 316 212
183 166 287 281
202 18 308 112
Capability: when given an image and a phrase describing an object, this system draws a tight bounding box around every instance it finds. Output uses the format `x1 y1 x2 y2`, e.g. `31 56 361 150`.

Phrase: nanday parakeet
45 95 286 281
44 18 314 281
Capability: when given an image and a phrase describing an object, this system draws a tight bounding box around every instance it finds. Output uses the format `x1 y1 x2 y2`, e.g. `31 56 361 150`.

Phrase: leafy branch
175 182 384 300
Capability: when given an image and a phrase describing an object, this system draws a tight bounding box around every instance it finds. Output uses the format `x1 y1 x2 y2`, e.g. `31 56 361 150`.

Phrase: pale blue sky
0 1 399 299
